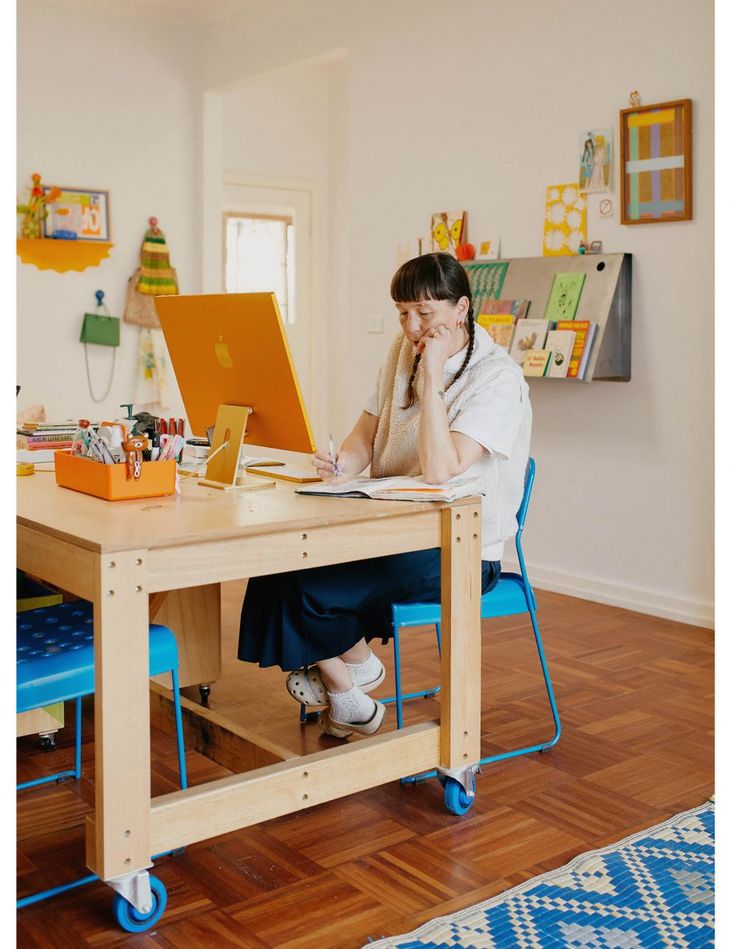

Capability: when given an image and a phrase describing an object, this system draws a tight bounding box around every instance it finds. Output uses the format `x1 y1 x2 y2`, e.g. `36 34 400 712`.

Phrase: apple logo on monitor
215 335 233 370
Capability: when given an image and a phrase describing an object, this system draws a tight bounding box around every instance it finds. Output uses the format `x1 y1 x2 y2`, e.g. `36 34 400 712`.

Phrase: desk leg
439 502 482 771
86 549 153 882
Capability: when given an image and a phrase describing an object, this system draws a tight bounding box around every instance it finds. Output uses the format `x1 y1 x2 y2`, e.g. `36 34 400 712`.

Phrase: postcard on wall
544 272 586 321
431 210 466 257
477 237 501 260
579 128 613 193
543 183 587 256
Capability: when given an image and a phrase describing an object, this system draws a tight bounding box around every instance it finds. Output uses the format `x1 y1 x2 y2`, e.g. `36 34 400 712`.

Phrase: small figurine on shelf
16 173 61 239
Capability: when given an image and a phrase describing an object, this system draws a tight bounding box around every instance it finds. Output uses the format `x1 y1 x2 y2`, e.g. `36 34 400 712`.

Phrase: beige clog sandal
317 698 386 739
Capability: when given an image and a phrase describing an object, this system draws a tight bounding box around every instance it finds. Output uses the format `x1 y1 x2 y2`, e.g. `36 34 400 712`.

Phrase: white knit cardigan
370 330 529 559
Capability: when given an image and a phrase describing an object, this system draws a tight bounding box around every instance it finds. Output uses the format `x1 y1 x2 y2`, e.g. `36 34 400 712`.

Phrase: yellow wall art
543 183 587 256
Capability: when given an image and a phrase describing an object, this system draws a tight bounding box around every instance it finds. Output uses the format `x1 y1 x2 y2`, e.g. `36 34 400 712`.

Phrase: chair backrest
515 457 536 533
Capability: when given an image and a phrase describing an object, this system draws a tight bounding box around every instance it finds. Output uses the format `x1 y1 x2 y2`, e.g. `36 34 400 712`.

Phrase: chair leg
528 608 562 750
74 697 82 780
170 668 188 791
393 624 404 729
478 606 561 768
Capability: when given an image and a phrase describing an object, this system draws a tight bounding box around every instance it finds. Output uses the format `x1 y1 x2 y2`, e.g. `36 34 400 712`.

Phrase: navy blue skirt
238 550 501 672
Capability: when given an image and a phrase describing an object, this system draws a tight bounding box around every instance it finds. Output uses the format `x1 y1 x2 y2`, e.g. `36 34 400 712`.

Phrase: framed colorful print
620 99 692 225
42 187 110 241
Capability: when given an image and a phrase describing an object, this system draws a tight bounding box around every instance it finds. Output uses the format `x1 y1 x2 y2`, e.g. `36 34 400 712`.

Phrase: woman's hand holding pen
312 445 356 483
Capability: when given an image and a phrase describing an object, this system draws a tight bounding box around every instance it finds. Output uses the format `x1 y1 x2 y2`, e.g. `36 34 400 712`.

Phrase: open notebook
296 475 484 502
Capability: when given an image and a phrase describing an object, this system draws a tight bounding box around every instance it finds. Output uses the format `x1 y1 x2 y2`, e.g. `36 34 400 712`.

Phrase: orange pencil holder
55 451 176 501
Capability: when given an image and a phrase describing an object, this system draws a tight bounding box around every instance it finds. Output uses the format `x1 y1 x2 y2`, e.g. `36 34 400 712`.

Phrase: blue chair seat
391 574 538 631
17 601 179 713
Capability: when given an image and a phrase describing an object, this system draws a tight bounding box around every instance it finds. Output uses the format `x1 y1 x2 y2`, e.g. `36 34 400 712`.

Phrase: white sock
344 649 382 684
327 684 376 724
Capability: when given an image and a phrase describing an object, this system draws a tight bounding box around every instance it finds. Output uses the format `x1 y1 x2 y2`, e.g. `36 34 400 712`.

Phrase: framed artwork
579 128 613 193
431 210 466 257
42 187 110 241
620 99 692 224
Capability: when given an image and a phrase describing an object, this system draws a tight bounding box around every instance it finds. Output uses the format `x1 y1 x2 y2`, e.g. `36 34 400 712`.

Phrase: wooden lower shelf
17 238 113 272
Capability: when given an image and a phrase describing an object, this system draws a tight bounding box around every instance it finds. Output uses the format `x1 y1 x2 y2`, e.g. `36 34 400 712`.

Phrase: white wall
17 0 201 422
203 0 715 625
219 60 342 436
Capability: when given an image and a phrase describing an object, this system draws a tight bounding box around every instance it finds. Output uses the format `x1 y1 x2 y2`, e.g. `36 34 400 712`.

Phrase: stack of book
17 422 79 451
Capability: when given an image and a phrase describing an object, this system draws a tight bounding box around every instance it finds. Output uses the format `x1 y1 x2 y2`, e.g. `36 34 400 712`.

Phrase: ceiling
35 0 264 27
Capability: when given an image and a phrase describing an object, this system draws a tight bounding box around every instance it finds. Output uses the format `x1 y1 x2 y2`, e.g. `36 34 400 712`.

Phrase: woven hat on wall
136 216 179 296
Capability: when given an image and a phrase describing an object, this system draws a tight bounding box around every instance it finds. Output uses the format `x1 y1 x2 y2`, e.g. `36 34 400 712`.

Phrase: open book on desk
296 475 484 502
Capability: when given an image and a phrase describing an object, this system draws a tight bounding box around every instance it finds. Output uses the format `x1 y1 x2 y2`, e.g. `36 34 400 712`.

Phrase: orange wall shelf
16 239 113 272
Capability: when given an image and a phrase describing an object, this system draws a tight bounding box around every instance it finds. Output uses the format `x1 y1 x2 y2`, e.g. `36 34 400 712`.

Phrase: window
223 214 295 325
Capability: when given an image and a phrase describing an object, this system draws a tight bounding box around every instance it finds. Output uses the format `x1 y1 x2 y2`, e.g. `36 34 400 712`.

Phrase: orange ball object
456 242 476 261
31 173 41 183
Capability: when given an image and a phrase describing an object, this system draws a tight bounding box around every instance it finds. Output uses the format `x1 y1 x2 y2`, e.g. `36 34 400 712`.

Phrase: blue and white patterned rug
366 800 714 948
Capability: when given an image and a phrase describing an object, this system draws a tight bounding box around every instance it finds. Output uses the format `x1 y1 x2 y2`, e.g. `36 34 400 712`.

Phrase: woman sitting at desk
238 253 531 738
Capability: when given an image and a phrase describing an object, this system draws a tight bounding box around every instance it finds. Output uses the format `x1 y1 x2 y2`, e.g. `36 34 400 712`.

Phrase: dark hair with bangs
390 253 476 409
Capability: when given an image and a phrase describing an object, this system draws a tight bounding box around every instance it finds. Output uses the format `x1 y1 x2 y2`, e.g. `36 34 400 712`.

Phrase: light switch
368 316 383 334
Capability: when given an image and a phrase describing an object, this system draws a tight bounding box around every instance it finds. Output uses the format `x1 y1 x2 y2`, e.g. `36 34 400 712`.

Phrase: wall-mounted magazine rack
465 253 632 382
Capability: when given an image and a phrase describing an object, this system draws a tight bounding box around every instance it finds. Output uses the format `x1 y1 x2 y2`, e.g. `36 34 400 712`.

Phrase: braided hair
390 253 476 409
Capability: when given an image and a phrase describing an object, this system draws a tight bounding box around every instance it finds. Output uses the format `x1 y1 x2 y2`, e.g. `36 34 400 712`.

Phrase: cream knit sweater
370 329 531 560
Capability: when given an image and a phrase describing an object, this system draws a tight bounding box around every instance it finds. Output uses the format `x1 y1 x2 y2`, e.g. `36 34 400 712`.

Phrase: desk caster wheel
112 875 167 933
443 777 475 816
199 684 211 707
39 734 56 752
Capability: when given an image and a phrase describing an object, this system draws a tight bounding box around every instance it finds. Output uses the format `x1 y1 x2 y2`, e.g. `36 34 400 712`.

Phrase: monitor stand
197 404 275 492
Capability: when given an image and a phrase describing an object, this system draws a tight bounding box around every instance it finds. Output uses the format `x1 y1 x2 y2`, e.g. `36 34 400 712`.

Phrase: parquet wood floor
16 582 713 948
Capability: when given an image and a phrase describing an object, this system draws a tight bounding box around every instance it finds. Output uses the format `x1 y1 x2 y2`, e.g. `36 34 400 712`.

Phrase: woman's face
395 298 468 348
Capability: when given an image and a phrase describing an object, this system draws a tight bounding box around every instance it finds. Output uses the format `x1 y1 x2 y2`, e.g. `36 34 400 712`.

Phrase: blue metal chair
16 599 188 921
382 457 561 812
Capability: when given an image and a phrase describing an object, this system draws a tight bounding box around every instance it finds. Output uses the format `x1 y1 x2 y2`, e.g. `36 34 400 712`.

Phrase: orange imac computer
155 292 316 489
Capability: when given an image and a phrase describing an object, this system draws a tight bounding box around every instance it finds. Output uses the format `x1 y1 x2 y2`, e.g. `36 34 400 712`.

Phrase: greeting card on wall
543 183 587 256
579 128 613 193
431 211 466 256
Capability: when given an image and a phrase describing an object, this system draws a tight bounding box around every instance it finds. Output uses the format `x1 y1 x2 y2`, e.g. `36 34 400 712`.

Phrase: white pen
328 433 341 477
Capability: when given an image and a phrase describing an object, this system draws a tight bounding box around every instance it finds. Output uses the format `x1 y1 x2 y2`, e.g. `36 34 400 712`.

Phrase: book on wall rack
522 349 552 377
477 298 531 319
544 329 577 378
544 272 586 321
555 320 598 378
509 319 550 365
476 313 515 350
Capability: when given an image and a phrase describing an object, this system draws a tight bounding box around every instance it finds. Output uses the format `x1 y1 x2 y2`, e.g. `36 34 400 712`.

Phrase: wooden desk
17 476 481 912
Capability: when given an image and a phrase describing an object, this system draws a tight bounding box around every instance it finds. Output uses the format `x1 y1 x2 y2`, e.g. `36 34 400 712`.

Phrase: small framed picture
42 187 111 241
620 99 692 225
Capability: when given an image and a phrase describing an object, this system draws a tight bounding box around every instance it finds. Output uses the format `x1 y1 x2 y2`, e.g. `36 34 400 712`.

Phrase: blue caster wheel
112 875 167 933
443 777 475 815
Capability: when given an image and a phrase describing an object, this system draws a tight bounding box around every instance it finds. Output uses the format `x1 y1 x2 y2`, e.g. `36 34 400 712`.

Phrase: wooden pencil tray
55 451 176 501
